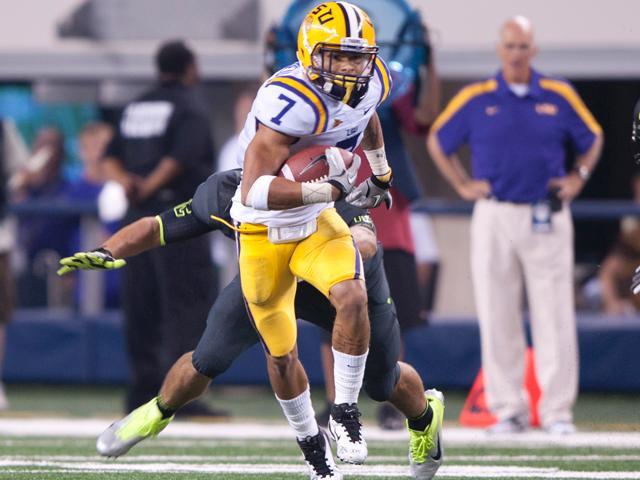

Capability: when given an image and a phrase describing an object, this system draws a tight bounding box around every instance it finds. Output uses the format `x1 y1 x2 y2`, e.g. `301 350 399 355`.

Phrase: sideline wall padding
4 311 640 392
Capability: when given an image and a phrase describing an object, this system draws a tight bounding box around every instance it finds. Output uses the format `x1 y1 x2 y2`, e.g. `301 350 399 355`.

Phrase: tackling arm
102 217 162 259
58 198 214 275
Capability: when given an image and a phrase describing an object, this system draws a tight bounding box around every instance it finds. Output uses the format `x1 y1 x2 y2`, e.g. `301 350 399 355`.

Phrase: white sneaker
487 416 528 434
328 402 367 464
297 430 342 479
0 383 9 411
545 421 576 435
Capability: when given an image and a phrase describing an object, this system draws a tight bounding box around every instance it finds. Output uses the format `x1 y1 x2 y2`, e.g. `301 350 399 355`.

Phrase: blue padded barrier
4 311 640 392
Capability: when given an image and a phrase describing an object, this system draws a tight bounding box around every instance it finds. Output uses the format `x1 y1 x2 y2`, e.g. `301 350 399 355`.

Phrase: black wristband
370 174 392 189
327 180 346 200
94 247 113 257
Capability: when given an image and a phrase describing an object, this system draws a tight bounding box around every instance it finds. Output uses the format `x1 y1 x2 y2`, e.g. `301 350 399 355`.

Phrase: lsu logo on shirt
485 105 499 116
535 103 559 116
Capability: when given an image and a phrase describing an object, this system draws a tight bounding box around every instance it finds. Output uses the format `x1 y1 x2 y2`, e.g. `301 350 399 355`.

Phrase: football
278 145 355 183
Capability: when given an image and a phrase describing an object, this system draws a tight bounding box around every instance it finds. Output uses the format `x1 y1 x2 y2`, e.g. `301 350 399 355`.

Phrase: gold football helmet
297 2 378 107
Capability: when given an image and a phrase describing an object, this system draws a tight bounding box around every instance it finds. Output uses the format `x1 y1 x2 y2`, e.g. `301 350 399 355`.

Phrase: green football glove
57 248 126 276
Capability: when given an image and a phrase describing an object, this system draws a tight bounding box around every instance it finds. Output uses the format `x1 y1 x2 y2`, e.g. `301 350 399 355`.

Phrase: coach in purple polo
428 16 603 435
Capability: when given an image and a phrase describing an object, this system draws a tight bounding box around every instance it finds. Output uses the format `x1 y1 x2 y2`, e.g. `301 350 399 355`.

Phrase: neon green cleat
96 397 173 457
407 389 445 479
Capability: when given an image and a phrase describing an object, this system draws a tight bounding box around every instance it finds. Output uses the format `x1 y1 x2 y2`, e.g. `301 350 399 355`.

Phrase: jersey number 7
270 94 296 125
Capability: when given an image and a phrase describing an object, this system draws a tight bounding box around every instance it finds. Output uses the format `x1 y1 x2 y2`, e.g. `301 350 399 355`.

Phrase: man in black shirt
0 118 29 410
102 40 219 414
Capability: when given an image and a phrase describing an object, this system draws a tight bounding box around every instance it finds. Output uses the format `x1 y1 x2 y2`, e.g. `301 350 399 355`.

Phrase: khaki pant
470 198 578 427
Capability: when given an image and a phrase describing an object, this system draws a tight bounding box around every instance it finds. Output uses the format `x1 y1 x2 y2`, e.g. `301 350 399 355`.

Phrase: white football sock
333 347 368 405
276 386 319 440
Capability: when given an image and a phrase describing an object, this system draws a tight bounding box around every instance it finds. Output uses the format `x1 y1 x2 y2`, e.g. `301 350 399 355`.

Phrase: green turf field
1 385 639 479
3 433 640 479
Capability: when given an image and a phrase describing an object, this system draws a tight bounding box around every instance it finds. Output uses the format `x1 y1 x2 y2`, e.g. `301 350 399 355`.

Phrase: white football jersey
230 59 392 228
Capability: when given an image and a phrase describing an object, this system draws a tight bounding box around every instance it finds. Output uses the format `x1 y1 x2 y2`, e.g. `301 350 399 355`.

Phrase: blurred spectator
67 122 113 203
599 192 640 315
65 122 121 308
428 16 603 434
211 88 254 288
607 98 640 313
0 117 29 410
12 127 84 308
14 127 78 260
216 89 254 173
102 40 220 416
409 211 440 320
627 98 640 300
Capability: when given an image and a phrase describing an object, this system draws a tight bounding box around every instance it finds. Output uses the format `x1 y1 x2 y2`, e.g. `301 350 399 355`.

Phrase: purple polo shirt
433 69 601 203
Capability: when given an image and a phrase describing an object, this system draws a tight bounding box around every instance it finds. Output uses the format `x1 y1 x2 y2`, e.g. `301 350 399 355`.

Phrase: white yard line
2 460 640 478
5 454 640 463
1 418 640 448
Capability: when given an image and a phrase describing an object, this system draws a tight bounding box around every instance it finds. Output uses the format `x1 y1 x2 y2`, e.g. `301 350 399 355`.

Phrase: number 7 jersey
230 59 392 227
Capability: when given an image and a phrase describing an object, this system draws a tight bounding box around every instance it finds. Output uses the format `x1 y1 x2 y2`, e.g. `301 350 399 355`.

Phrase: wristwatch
575 165 591 181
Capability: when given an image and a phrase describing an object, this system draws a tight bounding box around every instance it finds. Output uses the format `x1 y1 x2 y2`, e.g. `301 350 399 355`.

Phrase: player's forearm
102 217 161 259
241 136 290 204
242 136 339 209
361 113 384 150
264 177 339 210
361 113 392 183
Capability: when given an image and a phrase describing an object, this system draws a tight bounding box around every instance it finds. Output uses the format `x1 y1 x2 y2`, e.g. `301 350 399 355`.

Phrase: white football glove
346 174 393 209
631 265 640 295
325 147 361 199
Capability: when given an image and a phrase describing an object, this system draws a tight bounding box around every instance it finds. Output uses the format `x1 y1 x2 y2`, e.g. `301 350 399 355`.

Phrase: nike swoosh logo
430 433 442 461
299 155 327 177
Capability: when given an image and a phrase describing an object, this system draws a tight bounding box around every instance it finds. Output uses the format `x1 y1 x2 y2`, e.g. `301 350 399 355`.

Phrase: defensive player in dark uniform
59 169 444 480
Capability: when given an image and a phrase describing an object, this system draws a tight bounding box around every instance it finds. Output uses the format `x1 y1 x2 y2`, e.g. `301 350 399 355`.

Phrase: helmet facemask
308 39 378 108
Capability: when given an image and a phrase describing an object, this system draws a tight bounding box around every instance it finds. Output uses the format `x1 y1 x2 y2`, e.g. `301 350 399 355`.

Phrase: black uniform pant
193 250 402 403
122 236 216 411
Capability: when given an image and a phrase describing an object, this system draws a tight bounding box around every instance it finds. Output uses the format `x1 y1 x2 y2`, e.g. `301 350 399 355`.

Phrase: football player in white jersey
230 2 394 478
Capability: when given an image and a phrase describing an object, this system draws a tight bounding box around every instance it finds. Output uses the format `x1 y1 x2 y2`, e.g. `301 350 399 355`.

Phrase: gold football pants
237 208 364 356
